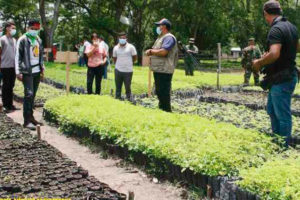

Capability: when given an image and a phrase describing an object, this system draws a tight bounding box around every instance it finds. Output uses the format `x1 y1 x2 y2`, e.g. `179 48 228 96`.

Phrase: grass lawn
44 62 249 95
43 53 300 96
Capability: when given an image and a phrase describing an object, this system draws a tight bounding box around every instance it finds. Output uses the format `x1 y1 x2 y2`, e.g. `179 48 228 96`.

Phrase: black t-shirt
266 16 298 75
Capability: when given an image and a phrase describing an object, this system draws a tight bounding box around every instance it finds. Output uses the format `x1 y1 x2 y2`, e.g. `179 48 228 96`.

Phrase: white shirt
29 39 41 73
100 41 109 55
113 43 137 72
84 41 91 48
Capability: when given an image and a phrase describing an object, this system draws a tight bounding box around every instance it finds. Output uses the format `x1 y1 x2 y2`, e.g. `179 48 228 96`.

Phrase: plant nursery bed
43 95 290 199
173 89 300 117
136 93 300 147
0 112 126 199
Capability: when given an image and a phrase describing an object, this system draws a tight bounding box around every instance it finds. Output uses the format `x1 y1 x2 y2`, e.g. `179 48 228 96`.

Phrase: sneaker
3 106 14 113
23 122 36 131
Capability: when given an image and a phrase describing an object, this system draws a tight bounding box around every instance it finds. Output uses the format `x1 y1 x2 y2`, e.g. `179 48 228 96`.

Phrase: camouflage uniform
184 44 199 76
241 45 262 86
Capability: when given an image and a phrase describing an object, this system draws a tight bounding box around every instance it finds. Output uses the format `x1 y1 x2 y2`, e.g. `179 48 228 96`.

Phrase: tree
39 0 62 47
0 0 38 33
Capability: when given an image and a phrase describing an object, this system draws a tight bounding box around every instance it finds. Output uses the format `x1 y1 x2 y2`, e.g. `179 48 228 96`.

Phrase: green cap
248 38 255 41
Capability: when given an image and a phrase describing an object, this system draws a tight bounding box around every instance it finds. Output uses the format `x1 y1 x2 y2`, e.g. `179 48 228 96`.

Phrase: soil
0 112 125 199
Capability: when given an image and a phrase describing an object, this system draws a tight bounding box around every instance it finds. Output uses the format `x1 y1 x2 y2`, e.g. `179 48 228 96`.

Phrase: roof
231 47 241 52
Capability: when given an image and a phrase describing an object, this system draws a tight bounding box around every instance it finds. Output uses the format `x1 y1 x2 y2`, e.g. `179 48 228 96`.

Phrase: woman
85 33 107 94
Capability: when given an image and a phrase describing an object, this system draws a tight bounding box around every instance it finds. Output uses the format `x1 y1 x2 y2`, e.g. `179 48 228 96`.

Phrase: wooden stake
66 51 71 95
128 191 135 200
217 43 222 90
46 51 49 62
37 125 41 140
148 68 152 97
207 184 213 199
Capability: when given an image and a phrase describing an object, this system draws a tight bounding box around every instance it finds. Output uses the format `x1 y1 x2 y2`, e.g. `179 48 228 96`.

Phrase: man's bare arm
253 44 282 72
132 55 137 63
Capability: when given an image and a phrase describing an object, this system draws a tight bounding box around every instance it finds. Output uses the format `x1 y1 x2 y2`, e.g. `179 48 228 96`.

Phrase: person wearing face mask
184 38 199 76
145 18 178 112
241 38 261 86
252 1 299 147
85 33 107 95
15 19 45 130
113 32 137 100
0 21 18 113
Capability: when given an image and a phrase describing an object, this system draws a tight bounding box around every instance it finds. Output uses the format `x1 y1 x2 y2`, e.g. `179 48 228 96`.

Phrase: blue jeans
78 56 85 67
267 74 298 147
103 61 108 79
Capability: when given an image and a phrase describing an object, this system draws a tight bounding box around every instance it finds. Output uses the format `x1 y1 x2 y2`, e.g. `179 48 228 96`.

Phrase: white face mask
10 29 16 36
119 38 127 45
28 29 39 37
0 32 3 37
156 27 162 35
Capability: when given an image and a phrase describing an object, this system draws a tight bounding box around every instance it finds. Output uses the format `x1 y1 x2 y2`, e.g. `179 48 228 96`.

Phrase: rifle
178 41 201 69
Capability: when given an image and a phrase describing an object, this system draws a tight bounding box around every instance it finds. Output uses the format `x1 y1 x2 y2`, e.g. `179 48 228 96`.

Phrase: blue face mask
28 29 39 37
119 38 127 45
10 29 16 36
0 32 3 37
156 27 162 35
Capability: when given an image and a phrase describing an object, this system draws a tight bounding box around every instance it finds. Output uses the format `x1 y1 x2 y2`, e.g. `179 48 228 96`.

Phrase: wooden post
37 125 41 140
128 191 135 200
66 51 71 95
207 185 213 199
46 51 49 62
148 68 152 97
217 43 222 90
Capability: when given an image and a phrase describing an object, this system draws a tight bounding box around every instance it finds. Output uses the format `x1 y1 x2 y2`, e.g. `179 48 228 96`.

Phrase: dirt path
6 102 185 200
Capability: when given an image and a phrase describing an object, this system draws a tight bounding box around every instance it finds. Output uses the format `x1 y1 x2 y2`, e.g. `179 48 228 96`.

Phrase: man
0 21 18 113
241 38 262 86
15 19 44 130
146 18 178 112
184 38 199 76
99 35 109 79
113 32 137 100
253 1 300 147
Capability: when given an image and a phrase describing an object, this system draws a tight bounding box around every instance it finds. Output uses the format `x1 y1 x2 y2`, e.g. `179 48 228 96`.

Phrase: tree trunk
113 0 126 41
39 0 61 48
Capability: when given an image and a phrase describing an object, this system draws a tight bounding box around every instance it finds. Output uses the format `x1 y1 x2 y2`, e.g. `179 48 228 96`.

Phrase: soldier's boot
185 67 189 76
189 66 194 76
243 72 251 87
190 70 194 76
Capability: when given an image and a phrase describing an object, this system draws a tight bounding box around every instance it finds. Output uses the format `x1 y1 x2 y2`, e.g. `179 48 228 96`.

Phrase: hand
93 42 99 47
145 49 152 56
252 59 261 72
40 71 44 81
262 52 268 57
17 74 23 81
